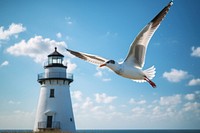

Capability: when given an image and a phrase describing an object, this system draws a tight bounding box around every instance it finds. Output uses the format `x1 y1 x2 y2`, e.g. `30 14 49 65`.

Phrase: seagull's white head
100 60 116 68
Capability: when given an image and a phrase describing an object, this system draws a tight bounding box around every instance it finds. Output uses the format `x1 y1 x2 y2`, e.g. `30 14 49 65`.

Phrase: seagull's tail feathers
132 66 156 83
143 65 156 80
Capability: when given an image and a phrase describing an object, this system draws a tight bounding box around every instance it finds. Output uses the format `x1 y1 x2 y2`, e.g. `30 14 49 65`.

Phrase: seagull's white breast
112 64 145 80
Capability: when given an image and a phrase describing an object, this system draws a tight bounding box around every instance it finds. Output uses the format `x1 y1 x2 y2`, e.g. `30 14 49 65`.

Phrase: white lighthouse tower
34 47 76 132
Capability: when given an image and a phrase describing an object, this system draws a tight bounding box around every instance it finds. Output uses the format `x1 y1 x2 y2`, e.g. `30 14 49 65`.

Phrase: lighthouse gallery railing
38 121 60 129
38 72 73 80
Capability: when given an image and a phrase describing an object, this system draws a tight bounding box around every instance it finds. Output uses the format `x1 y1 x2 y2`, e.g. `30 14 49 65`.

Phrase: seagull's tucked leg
144 76 156 88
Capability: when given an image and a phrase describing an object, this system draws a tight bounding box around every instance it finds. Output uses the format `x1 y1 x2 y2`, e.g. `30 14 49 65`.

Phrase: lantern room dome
45 47 67 68
48 47 64 57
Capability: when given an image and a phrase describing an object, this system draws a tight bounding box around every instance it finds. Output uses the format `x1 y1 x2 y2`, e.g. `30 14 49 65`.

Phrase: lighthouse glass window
52 58 57 63
48 56 62 64
50 89 55 98
53 56 62 64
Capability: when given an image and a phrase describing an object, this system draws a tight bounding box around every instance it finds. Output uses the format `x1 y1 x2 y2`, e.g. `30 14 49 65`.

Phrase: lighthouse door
47 116 53 128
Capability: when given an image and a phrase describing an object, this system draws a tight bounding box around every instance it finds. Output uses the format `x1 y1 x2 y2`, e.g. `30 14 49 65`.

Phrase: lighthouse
34 47 76 132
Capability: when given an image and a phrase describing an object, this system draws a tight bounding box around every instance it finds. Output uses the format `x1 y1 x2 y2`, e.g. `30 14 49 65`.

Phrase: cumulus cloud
82 97 93 109
94 69 103 77
129 98 146 105
65 17 73 25
94 67 112 82
6 35 67 63
95 93 117 104
0 23 26 40
185 94 195 101
105 31 118 37
163 69 188 82
71 90 83 101
152 106 161 115
0 60 9 67
56 32 62 38
129 98 136 104
188 78 200 86
64 59 77 73
0 110 35 129
183 102 200 112
71 90 200 129
102 78 111 82
159 94 181 106
6 35 77 72
131 107 145 116
191 46 200 57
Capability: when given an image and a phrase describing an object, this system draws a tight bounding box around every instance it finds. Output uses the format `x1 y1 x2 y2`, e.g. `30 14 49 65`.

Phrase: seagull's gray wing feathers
66 49 108 66
124 1 173 69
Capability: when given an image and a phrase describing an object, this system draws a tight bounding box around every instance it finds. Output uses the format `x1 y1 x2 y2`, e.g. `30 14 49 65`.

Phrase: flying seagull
67 1 173 88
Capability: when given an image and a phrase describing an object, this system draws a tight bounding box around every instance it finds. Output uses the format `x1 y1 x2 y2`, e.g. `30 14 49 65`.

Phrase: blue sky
0 0 200 129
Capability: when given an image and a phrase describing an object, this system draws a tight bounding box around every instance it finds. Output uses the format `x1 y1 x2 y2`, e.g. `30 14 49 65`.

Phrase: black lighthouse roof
48 47 64 57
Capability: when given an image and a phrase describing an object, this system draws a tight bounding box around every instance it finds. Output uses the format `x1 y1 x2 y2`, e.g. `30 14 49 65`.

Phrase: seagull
67 1 173 88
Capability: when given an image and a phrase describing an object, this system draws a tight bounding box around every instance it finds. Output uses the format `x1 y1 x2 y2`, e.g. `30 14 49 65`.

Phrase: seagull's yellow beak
99 63 106 67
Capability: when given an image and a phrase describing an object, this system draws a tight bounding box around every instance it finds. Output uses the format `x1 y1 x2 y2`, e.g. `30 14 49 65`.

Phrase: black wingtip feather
170 0 173 6
150 0 173 28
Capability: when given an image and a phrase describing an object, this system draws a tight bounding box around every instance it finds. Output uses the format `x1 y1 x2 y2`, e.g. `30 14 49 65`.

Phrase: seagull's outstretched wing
124 1 173 69
66 49 108 66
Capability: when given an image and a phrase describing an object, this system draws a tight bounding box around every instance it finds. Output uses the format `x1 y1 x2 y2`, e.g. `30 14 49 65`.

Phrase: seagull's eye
111 60 115 64
107 60 115 64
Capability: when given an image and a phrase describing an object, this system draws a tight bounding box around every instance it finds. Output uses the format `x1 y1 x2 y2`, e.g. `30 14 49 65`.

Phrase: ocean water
77 129 200 133
0 129 200 133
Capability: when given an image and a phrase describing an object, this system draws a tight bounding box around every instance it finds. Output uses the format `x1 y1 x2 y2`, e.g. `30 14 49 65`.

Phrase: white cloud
94 67 112 82
195 91 200 95
138 100 146 105
8 100 21 105
56 32 62 38
105 31 118 38
163 69 188 82
6 35 77 72
95 93 117 104
65 17 73 25
108 105 115 111
0 23 26 40
159 94 181 106
71 90 200 129
94 70 103 77
131 107 145 116
0 110 35 129
1 60 9 67
82 97 93 109
188 78 200 86
129 98 136 104
72 103 80 111
6 35 67 64
185 94 195 101
183 102 200 112
68 21 73 25
191 46 200 57
64 59 77 73
129 98 146 105
102 78 111 82
152 106 161 115
71 90 82 101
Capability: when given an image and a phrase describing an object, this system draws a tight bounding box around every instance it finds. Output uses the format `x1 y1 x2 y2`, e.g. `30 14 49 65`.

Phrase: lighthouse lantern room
34 47 76 132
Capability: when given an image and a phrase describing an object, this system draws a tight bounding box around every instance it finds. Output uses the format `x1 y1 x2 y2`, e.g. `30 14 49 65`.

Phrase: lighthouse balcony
38 72 73 84
38 121 60 130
